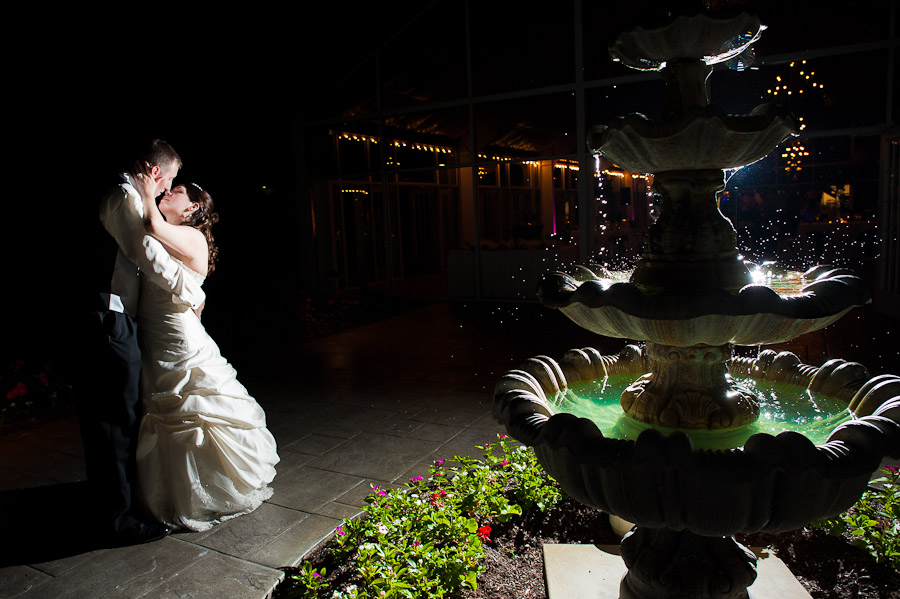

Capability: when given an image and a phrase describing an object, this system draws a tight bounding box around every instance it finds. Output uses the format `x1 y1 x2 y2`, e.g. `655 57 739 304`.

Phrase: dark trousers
76 309 143 534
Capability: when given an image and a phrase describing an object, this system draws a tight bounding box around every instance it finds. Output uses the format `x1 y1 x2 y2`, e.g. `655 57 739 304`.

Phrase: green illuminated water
552 374 854 450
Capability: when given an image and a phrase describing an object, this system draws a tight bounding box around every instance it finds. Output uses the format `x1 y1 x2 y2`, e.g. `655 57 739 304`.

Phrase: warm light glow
331 131 457 155
555 160 580 171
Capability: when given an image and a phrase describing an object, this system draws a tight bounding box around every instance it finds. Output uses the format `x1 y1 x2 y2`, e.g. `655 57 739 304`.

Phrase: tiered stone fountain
494 12 900 599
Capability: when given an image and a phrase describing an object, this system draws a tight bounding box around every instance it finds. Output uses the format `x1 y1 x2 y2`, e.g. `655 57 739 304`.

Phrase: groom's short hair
140 139 183 170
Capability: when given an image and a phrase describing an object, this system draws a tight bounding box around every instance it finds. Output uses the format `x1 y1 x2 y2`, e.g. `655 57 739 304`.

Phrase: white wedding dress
135 259 278 532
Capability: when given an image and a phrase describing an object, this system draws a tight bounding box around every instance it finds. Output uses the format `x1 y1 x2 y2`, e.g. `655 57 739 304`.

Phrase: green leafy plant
285 434 561 598
813 465 899 569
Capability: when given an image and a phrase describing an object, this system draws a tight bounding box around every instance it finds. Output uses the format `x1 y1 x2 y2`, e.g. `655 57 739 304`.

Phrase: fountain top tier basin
609 12 765 70
538 264 871 347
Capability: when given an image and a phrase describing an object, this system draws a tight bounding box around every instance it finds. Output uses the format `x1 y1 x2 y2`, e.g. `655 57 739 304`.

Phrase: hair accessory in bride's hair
190 182 204 191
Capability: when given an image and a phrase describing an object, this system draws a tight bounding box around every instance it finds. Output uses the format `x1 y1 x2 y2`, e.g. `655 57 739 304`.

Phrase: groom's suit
81 173 205 535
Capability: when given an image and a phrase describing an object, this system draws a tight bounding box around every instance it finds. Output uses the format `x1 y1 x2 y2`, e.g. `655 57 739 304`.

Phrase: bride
133 174 279 531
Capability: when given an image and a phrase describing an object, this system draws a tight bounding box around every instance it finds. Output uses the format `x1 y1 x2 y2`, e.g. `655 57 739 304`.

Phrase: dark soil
277 498 900 599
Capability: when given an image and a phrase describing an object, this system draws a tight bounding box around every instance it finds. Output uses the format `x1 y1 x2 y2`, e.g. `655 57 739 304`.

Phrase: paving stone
196 502 309 559
307 432 440 481
334 478 390 508
405 422 460 443
267 466 363 512
315 501 364 521
10 422 84 458
0 467 58 490
365 416 424 438
247 514 342 568
20 537 207 598
433 427 503 462
281 433 348 457
272 404 393 440
392 461 434 485
272 449 314 475
0 565 51 598
267 420 310 447
468 412 509 434
27 546 99 577
409 404 491 427
0 442 85 484
137 550 283 599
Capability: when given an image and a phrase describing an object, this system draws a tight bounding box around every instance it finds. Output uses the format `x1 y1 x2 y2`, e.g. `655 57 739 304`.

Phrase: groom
80 139 206 545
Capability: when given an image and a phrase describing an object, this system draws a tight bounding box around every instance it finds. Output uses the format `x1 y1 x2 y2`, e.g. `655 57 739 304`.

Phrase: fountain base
543 543 813 599
621 342 759 430
620 528 757 599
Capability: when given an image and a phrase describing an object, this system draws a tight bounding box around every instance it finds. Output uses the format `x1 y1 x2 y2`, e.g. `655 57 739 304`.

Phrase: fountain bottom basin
494 344 900 599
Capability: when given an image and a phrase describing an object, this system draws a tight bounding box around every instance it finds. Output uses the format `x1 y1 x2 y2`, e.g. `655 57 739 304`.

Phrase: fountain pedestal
631 169 752 291
620 528 757 599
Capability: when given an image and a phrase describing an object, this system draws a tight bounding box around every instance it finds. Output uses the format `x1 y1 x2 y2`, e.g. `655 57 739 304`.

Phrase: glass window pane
475 93 578 157
711 50 889 131
471 0 576 96
752 0 893 54
380 3 468 108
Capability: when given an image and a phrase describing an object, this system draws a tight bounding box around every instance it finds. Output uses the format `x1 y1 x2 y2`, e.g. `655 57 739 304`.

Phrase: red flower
7 382 27 400
477 525 491 542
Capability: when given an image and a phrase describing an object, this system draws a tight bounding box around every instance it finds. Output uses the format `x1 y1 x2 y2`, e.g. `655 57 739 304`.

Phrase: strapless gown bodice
135 261 278 531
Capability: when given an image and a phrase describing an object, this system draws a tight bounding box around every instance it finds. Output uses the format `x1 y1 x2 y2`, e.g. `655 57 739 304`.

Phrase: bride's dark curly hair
182 183 220 275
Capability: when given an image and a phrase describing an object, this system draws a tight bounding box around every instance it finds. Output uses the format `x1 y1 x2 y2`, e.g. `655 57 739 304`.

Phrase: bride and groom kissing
80 139 279 545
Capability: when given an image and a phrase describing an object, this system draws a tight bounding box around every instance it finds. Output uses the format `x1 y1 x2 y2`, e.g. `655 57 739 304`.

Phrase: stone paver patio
1 301 897 598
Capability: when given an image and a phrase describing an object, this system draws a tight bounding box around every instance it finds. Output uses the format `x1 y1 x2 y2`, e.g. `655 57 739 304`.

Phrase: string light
331 131 455 155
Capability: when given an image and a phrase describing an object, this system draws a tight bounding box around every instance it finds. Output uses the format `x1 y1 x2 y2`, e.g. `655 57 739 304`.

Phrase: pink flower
312 572 322 578
412 540 421 547
335 525 345 536
7 382 27 400
411 476 424 483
